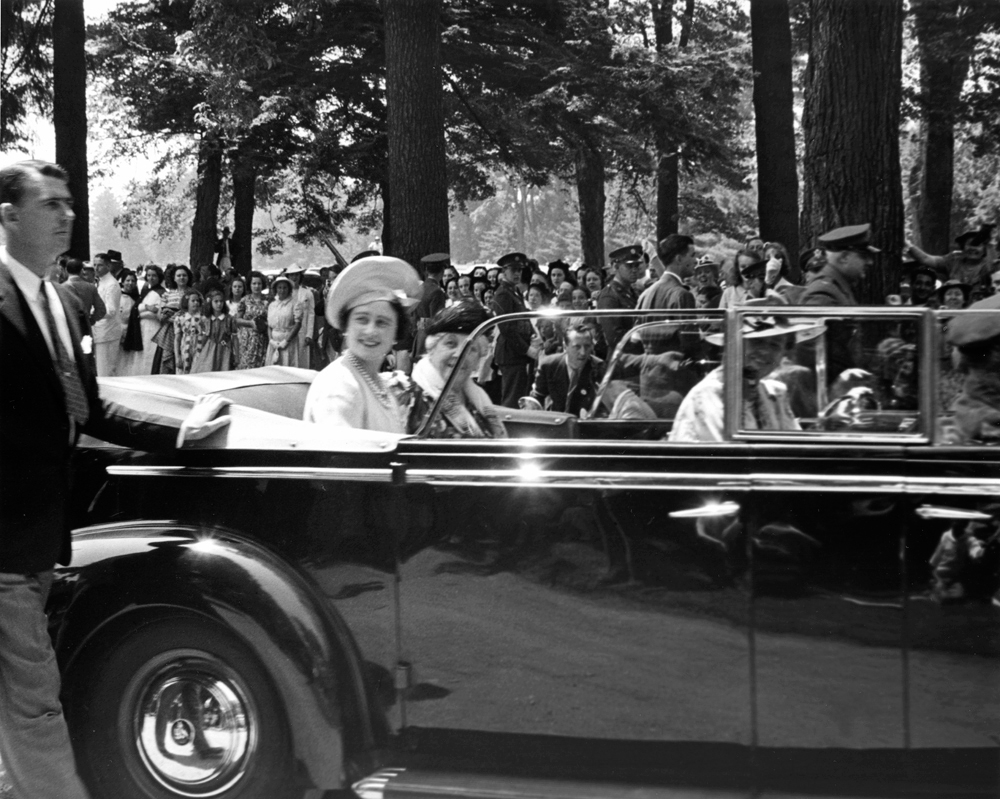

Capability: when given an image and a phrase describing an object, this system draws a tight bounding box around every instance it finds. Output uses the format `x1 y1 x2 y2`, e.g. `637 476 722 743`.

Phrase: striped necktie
37 284 90 426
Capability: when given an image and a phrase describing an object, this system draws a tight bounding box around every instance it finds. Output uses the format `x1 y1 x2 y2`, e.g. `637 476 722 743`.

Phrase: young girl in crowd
173 290 206 375
191 290 240 372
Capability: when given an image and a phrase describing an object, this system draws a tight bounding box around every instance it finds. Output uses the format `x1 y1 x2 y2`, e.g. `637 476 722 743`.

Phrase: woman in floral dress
235 270 269 369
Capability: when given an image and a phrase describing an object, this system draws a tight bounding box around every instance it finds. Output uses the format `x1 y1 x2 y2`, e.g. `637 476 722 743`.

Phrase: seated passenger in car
528 324 604 416
408 302 506 438
943 295 1000 443
304 256 421 432
669 316 820 442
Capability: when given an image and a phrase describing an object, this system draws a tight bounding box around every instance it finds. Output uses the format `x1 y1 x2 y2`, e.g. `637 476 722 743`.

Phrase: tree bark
232 152 256 278
652 0 678 241
801 0 904 305
189 135 222 270
912 0 974 254
750 0 799 269
382 0 449 268
52 0 89 260
576 143 606 269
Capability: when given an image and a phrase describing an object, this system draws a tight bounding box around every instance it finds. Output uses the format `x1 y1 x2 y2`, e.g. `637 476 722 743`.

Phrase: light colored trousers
93 339 119 377
0 571 90 798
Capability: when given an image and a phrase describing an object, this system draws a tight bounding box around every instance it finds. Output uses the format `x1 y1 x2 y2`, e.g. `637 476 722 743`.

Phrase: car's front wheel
69 615 303 799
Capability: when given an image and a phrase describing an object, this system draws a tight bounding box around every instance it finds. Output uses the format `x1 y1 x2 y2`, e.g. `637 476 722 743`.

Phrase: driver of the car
668 316 820 442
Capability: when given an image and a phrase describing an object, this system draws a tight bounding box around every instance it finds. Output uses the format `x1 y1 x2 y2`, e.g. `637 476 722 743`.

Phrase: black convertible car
54 307 998 799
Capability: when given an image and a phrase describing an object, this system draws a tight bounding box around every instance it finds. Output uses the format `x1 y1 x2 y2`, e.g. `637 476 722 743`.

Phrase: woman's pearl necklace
344 350 393 407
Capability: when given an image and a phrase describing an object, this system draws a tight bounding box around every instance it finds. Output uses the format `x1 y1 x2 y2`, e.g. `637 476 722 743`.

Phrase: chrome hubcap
130 653 256 796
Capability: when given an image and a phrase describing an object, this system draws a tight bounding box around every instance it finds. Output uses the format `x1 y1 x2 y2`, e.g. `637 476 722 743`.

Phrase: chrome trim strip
107 465 395 482
406 468 751 490
106 466 1000 494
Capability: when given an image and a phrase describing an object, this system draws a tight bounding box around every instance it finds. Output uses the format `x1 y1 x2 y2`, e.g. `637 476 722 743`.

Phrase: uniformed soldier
799 223 880 384
801 223 880 308
596 244 643 354
410 252 450 361
490 252 534 407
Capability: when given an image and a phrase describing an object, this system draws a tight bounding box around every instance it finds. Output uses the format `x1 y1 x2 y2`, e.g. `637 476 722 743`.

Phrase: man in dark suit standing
63 257 106 327
0 159 99 798
531 324 604 416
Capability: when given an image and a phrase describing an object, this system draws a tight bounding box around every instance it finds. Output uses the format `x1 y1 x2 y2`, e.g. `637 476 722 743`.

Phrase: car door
391 309 757 785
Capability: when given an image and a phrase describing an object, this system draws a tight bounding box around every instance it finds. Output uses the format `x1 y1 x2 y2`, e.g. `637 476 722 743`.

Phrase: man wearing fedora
907 224 995 292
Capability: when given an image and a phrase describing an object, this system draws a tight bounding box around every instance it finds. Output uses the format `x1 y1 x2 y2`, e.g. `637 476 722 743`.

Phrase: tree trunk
232 153 256 278
576 143 606 269
912 0 974 254
750 0 799 272
52 0 89 260
652 0 678 241
189 135 222 270
382 0 449 268
801 0 904 305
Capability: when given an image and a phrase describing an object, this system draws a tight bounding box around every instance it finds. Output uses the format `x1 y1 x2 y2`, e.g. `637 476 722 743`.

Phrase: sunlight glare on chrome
517 459 544 481
669 501 740 519
188 536 224 554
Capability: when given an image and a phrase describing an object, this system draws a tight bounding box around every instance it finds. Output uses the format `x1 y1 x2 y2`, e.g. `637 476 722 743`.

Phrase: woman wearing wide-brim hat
937 279 972 310
266 275 302 367
303 256 421 432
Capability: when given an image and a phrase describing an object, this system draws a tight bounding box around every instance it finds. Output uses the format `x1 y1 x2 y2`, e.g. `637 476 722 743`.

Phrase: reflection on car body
54 307 998 799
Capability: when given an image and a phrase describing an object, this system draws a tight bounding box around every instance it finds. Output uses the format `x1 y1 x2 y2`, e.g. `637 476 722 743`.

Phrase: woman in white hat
266 275 303 367
304 256 421 432
669 316 820 442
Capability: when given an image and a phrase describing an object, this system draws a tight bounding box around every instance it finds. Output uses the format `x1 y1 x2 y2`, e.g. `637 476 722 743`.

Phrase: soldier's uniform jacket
490 280 532 366
799 263 861 382
596 278 637 354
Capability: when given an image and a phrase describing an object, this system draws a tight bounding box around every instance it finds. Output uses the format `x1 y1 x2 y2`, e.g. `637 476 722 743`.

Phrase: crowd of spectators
44 220 998 437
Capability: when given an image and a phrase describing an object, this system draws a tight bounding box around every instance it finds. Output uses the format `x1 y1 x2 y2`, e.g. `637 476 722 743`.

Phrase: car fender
52 520 386 790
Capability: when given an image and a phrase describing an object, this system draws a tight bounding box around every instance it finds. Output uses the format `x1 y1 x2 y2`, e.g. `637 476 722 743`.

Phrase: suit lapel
0 260 64 398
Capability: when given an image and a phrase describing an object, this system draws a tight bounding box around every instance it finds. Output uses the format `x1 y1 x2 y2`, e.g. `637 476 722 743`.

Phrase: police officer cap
326 256 422 330
956 224 993 249
946 294 1000 348
420 252 451 264
817 223 881 253
695 255 717 269
497 252 528 269
609 244 644 266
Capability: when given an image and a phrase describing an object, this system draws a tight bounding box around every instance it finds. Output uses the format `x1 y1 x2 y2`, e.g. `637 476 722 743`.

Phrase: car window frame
727 306 935 445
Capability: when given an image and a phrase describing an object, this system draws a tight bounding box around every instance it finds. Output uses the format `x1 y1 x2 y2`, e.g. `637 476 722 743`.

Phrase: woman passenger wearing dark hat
304 256 421 432
408 303 506 438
